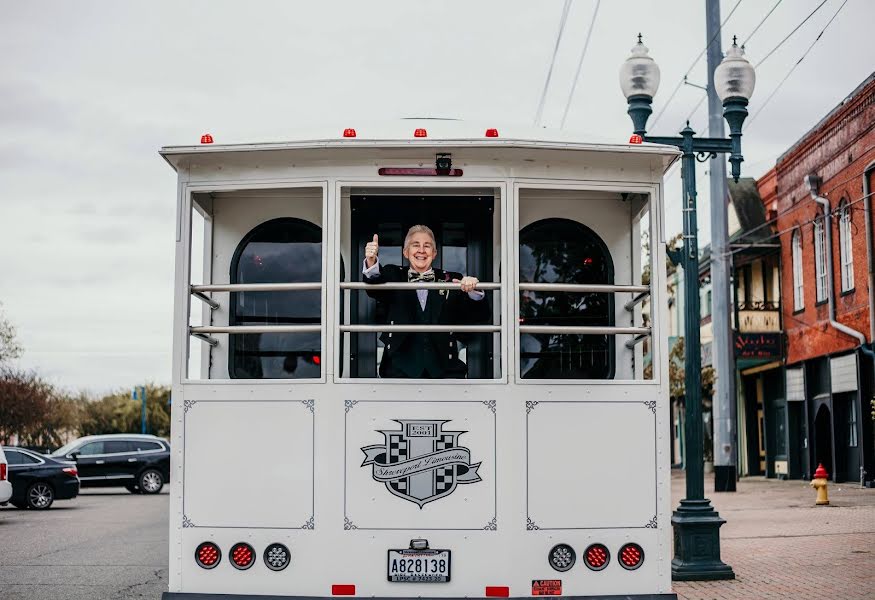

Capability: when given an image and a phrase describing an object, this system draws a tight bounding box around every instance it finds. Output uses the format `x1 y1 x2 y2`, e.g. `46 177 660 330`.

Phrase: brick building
772 72 875 483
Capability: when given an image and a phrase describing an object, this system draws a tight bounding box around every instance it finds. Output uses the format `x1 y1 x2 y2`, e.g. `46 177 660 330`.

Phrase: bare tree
0 302 23 365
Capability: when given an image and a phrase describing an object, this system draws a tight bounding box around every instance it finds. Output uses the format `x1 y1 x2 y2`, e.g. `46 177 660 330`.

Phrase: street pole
706 0 738 492
621 34 755 580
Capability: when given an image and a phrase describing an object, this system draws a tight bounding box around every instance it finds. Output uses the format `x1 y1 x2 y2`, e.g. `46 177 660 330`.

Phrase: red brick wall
772 78 875 365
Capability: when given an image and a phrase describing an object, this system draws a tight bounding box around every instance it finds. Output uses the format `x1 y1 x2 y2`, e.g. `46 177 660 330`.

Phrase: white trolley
161 120 680 600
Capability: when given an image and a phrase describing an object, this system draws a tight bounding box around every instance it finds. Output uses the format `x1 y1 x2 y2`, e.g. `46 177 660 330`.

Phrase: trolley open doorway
161 121 680 599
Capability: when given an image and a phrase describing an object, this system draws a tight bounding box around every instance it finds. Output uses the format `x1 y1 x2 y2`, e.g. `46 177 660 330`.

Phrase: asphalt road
0 487 169 600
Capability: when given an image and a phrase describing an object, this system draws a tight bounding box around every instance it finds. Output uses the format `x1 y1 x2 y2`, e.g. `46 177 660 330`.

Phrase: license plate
387 549 451 582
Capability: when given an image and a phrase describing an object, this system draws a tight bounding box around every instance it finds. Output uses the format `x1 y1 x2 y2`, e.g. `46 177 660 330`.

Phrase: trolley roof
160 119 680 172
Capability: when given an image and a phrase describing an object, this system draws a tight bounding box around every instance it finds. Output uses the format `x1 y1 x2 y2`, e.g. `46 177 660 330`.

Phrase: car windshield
50 440 82 457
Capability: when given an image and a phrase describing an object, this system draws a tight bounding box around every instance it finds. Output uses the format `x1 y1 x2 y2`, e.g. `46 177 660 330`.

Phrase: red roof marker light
343 128 357 138
485 128 499 138
414 128 427 138
200 133 214 144
629 134 643 144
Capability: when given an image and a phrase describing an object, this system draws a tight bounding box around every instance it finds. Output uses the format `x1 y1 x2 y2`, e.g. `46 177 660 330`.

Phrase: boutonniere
439 289 448 297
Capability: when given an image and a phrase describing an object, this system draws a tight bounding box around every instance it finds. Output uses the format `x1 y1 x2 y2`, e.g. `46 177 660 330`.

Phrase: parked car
2 447 79 509
49 434 170 494
0 447 12 506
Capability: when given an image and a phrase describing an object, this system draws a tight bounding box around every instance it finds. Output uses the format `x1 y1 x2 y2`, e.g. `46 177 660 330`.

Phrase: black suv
50 434 170 494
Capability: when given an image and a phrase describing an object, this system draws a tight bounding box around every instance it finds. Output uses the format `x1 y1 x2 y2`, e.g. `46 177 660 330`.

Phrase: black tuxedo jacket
363 264 491 378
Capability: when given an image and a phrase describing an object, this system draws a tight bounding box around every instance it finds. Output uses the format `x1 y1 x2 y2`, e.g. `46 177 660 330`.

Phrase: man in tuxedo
362 225 490 378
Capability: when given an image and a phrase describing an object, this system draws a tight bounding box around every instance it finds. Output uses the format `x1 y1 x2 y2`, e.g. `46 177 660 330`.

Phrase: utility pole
706 0 737 492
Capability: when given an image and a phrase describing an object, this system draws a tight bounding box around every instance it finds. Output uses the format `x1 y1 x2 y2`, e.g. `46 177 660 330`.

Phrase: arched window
519 218 614 379
838 199 854 292
813 212 827 303
792 229 804 311
229 218 322 379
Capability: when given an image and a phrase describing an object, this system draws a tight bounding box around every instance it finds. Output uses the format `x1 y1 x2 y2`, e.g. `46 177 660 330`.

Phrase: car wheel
138 469 164 494
27 482 55 510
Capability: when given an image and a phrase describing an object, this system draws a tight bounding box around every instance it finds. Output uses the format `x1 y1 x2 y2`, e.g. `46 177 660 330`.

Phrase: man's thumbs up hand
365 234 379 267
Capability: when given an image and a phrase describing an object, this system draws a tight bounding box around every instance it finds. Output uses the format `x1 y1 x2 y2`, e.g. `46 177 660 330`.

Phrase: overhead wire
534 0 573 127
685 0 785 131
753 0 829 68
560 0 601 128
649 0 744 130
745 0 851 131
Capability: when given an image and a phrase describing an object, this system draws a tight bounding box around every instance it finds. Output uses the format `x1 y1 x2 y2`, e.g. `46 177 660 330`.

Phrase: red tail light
343 128 357 138
195 541 221 569
200 133 214 144
62 467 78 477
230 542 255 570
485 128 499 137
583 543 610 571
619 543 644 570
0 463 6 480
414 128 427 137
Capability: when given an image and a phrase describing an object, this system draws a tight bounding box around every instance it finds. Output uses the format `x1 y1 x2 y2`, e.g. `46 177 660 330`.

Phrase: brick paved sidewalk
670 472 875 600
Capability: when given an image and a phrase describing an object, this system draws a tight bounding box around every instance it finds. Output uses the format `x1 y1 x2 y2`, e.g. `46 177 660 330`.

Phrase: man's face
403 231 437 273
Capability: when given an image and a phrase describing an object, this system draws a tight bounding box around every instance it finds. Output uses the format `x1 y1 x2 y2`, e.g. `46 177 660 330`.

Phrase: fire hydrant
810 463 830 505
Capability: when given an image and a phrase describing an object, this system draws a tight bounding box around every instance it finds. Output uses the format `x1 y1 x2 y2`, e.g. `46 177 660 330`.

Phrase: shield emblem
361 419 481 508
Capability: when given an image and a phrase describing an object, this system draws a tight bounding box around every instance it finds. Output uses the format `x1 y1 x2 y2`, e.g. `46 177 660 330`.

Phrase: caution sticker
531 580 562 596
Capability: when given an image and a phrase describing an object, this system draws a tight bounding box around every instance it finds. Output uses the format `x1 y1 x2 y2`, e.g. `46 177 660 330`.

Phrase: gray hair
403 224 436 251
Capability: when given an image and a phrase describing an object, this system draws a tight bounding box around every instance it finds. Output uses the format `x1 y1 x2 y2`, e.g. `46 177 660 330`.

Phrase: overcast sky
1 0 872 393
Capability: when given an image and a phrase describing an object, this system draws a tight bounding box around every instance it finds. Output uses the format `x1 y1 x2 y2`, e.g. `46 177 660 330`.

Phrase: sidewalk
670 471 875 600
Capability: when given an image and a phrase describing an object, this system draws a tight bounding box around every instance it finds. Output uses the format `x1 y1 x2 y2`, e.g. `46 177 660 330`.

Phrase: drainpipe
863 162 875 344
806 174 867 346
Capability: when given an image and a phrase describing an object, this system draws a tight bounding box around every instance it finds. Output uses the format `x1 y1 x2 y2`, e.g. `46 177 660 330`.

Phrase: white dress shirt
362 258 485 310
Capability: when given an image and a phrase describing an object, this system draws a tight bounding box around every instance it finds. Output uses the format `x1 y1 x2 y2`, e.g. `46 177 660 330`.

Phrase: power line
560 0 601 128
745 0 851 131
687 0 785 131
753 0 829 68
649 0 744 130
534 0 572 126
742 0 784 47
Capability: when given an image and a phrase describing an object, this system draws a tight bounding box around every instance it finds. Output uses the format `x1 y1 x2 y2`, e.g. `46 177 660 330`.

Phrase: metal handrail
519 325 650 335
191 283 322 292
190 325 321 334
624 291 651 311
341 325 501 333
192 291 220 310
341 281 501 291
519 283 649 293
624 333 650 349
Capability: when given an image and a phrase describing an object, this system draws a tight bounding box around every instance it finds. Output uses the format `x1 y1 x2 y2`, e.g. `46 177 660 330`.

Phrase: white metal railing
188 281 653 344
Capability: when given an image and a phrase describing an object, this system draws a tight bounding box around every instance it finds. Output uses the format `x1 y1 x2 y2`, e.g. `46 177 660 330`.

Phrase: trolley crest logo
361 420 482 508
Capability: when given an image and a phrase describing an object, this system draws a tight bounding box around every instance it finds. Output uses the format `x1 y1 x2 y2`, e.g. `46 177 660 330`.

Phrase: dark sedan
2 447 80 509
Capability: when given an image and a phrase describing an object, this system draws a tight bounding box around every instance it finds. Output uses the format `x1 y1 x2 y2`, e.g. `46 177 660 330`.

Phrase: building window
519 218 614 379
849 399 858 447
792 229 804 310
839 199 854 292
813 214 827 303
230 217 322 379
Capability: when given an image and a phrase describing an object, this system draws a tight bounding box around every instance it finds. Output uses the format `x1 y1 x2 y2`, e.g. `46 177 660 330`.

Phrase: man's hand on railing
453 276 479 293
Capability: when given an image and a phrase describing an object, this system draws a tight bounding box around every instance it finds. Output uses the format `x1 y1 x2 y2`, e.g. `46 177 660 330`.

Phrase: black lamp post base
670 499 735 581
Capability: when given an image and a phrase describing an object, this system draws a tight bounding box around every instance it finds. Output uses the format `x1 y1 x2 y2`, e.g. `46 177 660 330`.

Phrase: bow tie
408 270 436 283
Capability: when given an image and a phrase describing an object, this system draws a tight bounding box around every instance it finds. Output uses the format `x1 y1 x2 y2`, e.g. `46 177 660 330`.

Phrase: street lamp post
620 35 755 581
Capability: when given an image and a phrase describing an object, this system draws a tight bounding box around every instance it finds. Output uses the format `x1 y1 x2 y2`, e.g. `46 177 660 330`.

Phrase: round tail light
230 542 255 570
619 543 644 570
583 543 610 571
547 543 576 572
195 541 221 569
264 542 291 571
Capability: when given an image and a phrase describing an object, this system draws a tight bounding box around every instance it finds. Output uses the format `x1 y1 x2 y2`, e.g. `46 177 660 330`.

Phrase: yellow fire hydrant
810 463 830 505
